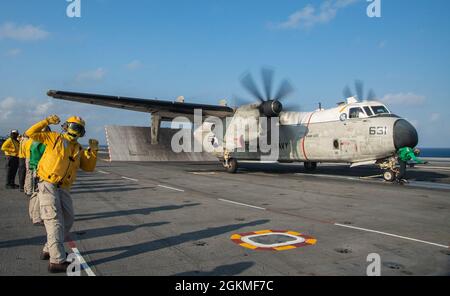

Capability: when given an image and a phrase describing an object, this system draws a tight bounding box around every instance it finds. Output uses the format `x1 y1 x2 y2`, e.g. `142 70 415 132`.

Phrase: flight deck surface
1 158 449 276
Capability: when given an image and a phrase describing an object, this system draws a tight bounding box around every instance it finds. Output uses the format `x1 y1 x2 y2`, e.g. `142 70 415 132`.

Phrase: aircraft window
349 107 364 119
363 106 373 116
371 106 389 114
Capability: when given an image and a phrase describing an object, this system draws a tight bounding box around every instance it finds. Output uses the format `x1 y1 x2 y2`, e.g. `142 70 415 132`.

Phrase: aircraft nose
393 119 418 150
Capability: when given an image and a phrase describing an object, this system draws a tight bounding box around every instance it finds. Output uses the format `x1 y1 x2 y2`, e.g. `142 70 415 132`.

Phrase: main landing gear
222 150 238 173
304 161 317 172
223 158 238 174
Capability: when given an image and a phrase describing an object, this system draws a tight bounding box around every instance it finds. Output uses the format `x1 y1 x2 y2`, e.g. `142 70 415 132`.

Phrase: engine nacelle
260 100 283 117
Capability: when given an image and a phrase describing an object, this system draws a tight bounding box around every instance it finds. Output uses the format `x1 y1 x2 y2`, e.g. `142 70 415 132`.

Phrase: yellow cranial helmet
63 116 86 139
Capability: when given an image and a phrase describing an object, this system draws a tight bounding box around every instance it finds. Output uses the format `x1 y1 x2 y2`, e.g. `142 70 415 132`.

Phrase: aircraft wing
47 90 235 118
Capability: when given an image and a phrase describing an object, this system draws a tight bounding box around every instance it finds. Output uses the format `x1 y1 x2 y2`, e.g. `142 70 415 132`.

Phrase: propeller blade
367 89 376 101
282 102 301 112
343 85 353 98
355 80 364 100
274 79 294 101
241 73 264 102
232 95 252 107
261 67 274 101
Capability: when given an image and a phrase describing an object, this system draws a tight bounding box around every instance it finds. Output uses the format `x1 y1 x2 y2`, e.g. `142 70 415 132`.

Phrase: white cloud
0 97 56 122
0 22 49 41
0 97 16 110
274 0 359 29
5 48 22 57
34 100 54 117
0 96 81 136
76 68 106 81
430 113 440 122
126 60 142 70
0 97 16 121
380 92 426 105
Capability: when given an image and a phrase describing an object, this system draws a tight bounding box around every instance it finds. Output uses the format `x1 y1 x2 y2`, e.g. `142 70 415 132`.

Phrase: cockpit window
363 106 373 116
371 105 389 114
349 107 364 119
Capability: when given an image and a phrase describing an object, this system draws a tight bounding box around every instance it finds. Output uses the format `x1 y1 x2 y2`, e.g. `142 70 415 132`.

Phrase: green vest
397 147 424 163
29 141 46 170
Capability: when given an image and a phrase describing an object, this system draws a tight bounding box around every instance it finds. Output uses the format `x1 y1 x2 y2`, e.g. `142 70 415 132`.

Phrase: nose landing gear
377 157 400 182
383 170 396 182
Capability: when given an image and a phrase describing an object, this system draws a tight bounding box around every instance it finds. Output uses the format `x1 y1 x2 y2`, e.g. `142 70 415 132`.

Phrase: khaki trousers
28 191 42 224
24 159 33 195
38 181 74 264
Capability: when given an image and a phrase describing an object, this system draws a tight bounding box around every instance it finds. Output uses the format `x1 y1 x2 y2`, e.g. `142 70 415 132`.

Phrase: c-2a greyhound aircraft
47 69 419 182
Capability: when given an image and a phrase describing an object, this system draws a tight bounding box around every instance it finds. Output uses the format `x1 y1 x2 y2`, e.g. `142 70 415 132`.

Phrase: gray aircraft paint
216 99 404 166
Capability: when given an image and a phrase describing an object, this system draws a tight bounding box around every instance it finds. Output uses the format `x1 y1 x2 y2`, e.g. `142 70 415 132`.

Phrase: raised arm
80 139 98 172
25 115 61 146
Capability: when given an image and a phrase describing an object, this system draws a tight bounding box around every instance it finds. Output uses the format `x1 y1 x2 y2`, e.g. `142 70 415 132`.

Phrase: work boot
48 262 70 273
33 221 44 226
396 179 408 185
40 251 50 260
41 251 68 260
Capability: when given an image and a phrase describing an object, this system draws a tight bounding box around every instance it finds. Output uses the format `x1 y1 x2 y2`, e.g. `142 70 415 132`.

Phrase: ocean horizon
418 148 450 158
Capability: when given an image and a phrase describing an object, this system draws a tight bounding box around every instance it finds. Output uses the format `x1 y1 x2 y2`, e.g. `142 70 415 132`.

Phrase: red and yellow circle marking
230 230 317 251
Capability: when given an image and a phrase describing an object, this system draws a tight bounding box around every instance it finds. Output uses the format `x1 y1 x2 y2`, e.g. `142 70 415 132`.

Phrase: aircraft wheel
226 158 238 174
383 170 396 182
304 162 317 172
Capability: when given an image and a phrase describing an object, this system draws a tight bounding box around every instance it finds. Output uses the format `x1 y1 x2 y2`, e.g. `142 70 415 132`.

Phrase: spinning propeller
343 80 376 101
239 68 295 117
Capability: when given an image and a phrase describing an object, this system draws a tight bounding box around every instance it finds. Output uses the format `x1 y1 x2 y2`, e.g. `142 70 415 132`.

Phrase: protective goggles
65 122 86 138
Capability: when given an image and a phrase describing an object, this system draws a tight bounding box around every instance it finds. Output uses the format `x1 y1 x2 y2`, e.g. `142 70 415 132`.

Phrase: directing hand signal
89 139 99 151
46 115 61 125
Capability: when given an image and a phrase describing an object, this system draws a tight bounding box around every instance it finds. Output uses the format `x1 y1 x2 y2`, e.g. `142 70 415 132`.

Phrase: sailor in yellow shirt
18 135 31 192
22 137 34 196
1 130 20 189
26 115 98 273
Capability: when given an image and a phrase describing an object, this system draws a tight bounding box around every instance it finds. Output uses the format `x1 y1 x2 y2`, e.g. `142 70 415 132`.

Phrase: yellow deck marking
274 245 297 251
306 238 317 245
240 243 258 250
286 231 301 236
254 230 272 234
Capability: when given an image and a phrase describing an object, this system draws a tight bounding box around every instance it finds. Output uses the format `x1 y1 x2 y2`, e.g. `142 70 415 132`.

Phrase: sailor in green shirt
28 141 46 225
29 141 46 172
397 147 427 183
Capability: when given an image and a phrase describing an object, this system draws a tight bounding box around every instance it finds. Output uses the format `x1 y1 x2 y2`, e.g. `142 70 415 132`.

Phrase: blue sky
0 0 449 146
